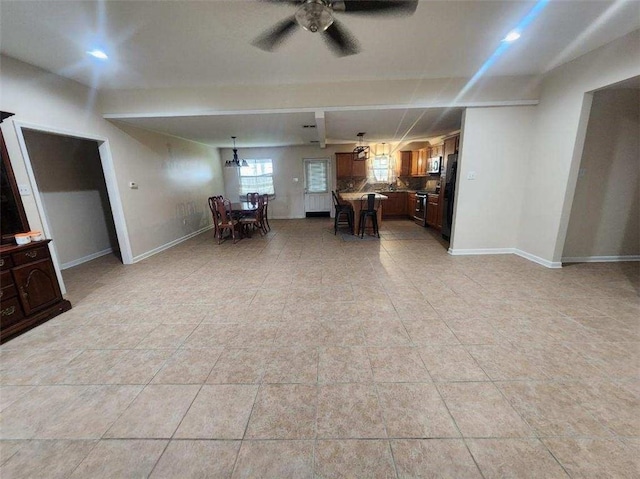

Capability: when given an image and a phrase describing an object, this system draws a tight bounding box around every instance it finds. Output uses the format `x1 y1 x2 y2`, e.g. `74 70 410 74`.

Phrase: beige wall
0 55 225 262
221 144 355 218
562 88 640 260
517 30 640 265
22 130 118 267
450 106 535 251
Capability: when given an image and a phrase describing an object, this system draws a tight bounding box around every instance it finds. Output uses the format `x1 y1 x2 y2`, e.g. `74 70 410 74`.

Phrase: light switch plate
129 181 139 189
18 184 31 195
467 171 476 180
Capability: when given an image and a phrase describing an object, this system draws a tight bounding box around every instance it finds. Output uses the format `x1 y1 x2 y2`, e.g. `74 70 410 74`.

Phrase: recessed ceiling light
86 49 108 60
502 30 521 42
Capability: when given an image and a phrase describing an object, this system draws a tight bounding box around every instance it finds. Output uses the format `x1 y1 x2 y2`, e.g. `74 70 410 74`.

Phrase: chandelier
225 136 249 168
353 132 370 161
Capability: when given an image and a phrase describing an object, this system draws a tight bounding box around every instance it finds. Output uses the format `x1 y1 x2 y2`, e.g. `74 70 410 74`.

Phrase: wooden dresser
0 240 71 344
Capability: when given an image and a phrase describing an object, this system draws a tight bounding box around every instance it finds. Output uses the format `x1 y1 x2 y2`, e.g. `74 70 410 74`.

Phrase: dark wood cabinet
438 134 459 232
336 152 367 179
399 151 412 177
381 192 407 218
0 241 71 343
0 122 71 343
426 194 440 228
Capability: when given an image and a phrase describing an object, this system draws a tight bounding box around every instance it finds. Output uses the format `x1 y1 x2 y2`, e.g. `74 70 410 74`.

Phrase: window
305 159 329 193
371 155 390 182
239 159 275 196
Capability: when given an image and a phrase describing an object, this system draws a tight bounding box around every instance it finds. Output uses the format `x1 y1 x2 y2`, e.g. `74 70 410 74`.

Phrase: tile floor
1 218 638 478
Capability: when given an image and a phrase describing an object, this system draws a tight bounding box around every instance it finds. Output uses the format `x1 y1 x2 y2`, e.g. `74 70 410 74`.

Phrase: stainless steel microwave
427 156 441 174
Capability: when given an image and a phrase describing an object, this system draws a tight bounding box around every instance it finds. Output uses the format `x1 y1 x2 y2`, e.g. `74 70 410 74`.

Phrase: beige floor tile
150 440 240 478
228 323 279 347
467 438 568 478
152 347 223 384
0 386 87 439
102 349 174 385
276 321 364 347
391 439 482 478
105 384 199 438
402 319 461 345
377 383 459 438
181 323 239 348
318 346 373 383
419 345 489 381
175 385 257 439
368 347 431 382
0 440 24 465
361 320 412 346
206 348 271 384
496 381 611 437
542 438 637 478
231 440 313 479
559 380 640 436
245 384 317 439
467 344 548 380
438 382 534 438
135 323 198 349
317 383 386 438
263 347 318 383
0 440 97 479
0 387 33 412
36 385 143 439
69 439 167 479
314 440 396 479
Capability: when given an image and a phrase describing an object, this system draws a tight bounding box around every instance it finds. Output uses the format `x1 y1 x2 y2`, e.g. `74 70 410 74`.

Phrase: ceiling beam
315 111 326 148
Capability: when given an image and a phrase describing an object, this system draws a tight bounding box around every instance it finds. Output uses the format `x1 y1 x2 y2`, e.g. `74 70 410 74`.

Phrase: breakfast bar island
338 192 388 235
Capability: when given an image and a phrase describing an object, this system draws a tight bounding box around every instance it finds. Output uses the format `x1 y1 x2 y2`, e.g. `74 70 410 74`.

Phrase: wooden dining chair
208 196 224 239
247 192 260 204
239 196 266 237
261 194 271 232
213 198 240 244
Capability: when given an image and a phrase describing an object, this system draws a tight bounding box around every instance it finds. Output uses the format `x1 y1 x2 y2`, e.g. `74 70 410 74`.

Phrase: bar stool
332 191 354 235
358 193 380 238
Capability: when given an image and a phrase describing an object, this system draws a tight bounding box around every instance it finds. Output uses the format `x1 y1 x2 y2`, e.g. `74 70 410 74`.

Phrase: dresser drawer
1 270 17 301
11 245 50 266
0 297 25 329
0 255 13 271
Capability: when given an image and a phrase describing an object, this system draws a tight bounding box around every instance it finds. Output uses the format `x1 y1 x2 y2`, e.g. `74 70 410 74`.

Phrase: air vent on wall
303 125 317 129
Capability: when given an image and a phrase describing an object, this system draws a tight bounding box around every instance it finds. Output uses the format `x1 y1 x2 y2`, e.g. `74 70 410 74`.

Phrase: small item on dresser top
28 231 43 241
14 233 31 245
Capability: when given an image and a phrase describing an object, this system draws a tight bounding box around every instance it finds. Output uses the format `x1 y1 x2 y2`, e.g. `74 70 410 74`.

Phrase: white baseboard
61 248 114 270
562 255 640 263
447 247 563 269
448 247 515 256
132 225 213 263
514 249 562 269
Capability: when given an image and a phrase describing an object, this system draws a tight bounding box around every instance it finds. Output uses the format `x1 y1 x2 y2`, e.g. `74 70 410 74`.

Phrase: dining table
230 201 259 215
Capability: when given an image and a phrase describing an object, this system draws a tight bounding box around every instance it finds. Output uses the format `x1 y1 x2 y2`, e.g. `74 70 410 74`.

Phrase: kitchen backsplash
337 176 439 192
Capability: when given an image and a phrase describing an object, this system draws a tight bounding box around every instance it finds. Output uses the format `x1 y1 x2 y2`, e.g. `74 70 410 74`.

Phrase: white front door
304 159 331 214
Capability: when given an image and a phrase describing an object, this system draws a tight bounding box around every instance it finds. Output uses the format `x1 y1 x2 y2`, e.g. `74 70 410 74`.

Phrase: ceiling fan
253 0 418 57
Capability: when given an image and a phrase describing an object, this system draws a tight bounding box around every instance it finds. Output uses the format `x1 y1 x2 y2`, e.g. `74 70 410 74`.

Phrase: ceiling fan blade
252 16 299 52
334 0 418 15
323 20 360 57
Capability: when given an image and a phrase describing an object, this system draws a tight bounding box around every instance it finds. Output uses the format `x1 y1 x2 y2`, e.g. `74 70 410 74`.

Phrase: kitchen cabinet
426 193 440 228
399 151 412 177
430 143 444 158
336 152 367 179
1 241 71 343
410 150 428 177
381 192 407 218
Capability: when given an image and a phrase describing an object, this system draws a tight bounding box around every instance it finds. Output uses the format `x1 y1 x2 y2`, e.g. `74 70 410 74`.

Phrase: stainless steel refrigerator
441 153 458 241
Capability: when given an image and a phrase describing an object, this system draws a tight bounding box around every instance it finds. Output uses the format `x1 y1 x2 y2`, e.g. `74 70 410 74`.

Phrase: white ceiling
1 1 637 147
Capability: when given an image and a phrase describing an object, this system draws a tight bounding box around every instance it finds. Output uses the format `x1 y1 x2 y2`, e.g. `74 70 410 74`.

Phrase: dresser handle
25 251 38 258
0 259 4 267
20 286 28 299
1 306 16 316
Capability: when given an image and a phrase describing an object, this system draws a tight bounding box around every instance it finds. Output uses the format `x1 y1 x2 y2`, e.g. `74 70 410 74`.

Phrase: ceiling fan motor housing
295 0 334 33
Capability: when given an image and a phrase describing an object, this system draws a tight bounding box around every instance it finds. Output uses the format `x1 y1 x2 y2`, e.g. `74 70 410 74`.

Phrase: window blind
305 160 328 193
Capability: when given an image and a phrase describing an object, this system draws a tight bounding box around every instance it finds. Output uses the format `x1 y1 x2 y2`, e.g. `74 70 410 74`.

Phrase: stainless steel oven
414 191 428 226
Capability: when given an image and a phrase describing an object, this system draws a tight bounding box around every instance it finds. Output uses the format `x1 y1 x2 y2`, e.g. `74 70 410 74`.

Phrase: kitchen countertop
339 192 389 201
